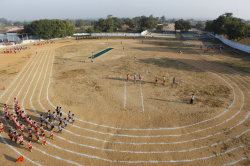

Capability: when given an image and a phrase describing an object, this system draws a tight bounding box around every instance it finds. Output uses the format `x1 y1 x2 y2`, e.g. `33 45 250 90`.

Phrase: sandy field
0 37 249 166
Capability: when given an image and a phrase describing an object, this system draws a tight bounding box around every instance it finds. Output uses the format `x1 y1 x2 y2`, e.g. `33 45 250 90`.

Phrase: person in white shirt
190 94 194 104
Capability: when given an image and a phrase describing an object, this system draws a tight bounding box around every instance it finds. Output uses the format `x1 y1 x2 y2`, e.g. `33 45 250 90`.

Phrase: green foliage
23 19 75 38
175 19 191 31
126 18 135 28
140 15 157 30
66 19 76 26
156 25 163 31
205 13 250 41
75 19 86 27
13 21 23 27
196 21 205 27
94 16 124 32
161 15 166 23
113 17 124 29
86 27 95 34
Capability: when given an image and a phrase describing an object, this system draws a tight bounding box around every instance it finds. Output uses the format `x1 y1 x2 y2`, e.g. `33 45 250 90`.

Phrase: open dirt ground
0 37 250 166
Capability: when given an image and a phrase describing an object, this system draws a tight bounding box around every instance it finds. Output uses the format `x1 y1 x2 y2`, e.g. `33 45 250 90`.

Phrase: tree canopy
205 13 250 41
93 15 124 32
175 19 191 31
140 15 157 31
23 19 75 38
75 19 86 27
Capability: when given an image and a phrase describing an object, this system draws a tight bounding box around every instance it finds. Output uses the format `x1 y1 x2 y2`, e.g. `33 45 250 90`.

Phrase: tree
154 17 160 24
133 17 141 27
113 17 124 30
126 18 135 28
225 18 248 41
75 19 86 27
86 27 95 34
66 19 76 26
205 20 213 32
105 17 115 32
196 21 205 27
161 15 166 23
140 16 157 30
156 25 163 31
13 21 23 27
23 19 74 38
175 19 191 31
94 18 106 32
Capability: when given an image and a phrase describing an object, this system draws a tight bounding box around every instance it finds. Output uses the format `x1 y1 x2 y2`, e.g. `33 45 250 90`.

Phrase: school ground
0 37 250 165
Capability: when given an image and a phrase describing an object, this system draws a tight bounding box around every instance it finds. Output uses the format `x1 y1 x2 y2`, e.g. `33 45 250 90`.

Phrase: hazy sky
1 0 250 21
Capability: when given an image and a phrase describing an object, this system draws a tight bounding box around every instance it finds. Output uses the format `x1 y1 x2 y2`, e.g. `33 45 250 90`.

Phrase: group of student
2 98 75 152
3 45 30 54
126 73 176 86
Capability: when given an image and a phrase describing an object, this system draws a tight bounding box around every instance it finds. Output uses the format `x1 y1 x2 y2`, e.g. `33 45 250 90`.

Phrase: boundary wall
212 34 250 53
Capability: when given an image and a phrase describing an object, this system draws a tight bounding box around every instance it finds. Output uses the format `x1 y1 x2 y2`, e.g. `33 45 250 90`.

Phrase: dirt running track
0 39 250 166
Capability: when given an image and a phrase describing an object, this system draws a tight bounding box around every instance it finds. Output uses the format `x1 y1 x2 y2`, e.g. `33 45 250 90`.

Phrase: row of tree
0 18 29 27
22 19 75 38
84 15 159 33
205 13 250 41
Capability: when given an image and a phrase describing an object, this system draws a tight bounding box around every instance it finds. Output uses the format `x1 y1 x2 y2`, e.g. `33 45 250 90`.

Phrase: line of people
126 73 176 86
2 98 75 152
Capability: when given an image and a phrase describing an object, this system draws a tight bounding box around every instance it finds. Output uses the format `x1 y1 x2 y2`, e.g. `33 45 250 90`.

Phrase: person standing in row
190 94 194 104
163 76 165 85
134 73 136 83
173 77 175 87
127 74 129 81
154 76 158 84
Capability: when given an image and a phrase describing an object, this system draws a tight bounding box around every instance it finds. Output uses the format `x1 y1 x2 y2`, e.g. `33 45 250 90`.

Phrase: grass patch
27 53 32 56
58 69 85 79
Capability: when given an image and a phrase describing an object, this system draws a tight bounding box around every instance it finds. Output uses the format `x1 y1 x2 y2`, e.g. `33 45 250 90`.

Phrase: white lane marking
30 49 53 114
0 50 38 100
22 49 49 114
0 134 41 166
2 109 83 166
8 49 84 166
17 44 250 163
0 52 42 165
222 157 248 166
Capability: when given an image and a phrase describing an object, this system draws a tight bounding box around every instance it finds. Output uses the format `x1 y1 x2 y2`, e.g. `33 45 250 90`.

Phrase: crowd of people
2 98 75 152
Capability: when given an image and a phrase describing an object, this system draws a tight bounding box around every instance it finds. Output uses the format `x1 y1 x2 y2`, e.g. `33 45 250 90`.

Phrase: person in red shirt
0 122 3 133
18 134 24 145
8 130 13 142
14 132 19 144
127 74 129 81
50 129 54 140
27 140 32 152
155 76 158 84
42 134 46 145
35 131 40 142
28 129 32 140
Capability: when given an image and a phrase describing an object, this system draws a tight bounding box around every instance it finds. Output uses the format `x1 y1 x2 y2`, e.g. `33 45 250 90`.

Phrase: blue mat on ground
88 48 113 59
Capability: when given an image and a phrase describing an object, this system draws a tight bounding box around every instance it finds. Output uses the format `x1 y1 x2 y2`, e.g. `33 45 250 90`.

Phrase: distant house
162 24 175 31
6 28 23 33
